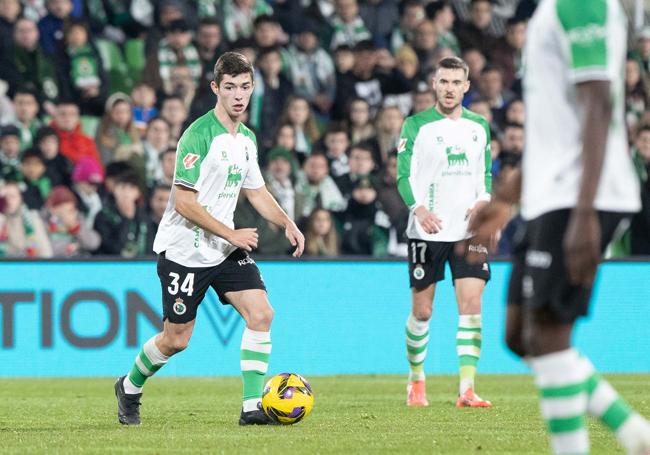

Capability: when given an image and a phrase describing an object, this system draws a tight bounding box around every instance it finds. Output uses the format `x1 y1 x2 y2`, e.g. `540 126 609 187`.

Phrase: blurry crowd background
0 0 648 259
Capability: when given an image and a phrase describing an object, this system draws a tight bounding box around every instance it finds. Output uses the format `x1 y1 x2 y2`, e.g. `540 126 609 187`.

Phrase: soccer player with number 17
114 52 305 426
397 57 493 408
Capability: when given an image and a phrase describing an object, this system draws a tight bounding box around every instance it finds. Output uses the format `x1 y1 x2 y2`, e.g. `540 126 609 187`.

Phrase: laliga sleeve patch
183 153 200 170
398 138 407 153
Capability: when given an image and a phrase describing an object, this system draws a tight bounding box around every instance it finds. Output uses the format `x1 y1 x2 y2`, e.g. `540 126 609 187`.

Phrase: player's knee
412 306 432 321
246 306 274 330
168 336 190 353
460 296 482 314
521 325 543 357
161 331 191 354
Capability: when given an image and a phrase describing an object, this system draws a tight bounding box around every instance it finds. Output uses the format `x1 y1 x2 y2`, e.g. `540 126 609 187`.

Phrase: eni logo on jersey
445 146 468 166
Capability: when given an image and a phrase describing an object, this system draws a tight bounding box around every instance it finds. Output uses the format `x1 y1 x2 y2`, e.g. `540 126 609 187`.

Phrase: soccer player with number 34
114 52 304 427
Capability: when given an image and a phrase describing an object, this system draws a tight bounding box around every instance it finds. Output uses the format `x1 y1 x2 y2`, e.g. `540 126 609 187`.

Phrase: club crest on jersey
183 153 200 170
413 266 425 280
173 298 187 315
398 138 407 153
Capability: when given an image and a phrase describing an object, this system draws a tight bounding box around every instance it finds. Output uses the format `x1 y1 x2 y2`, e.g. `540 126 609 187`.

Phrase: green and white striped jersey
522 0 640 220
397 107 492 242
153 111 265 267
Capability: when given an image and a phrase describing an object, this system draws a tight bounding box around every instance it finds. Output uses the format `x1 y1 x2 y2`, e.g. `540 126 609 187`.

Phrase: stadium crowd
0 0 648 258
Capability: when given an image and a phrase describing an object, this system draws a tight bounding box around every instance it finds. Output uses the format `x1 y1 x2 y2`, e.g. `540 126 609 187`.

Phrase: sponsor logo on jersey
472 130 478 142
173 298 187 315
413 265 425 280
397 138 407 153
436 136 443 143
183 153 200 169
445 146 468 167
221 150 228 161
225 165 242 188
567 24 606 46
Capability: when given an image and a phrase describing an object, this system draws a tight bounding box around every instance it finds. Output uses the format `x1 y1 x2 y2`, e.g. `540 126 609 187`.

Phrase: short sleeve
242 137 265 190
557 0 609 82
174 132 207 189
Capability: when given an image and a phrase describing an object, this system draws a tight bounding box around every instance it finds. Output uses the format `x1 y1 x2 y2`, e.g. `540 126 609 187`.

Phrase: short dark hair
152 183 172 194
257 46 281 61
253 14 278 27
160 147 176 161
481 64 502 76
35 126 58 144
115 170 141 188
503 122 524 131
14 84 38 100
325 121 348 136
198 17 221 29
437 57 469 77
213 52 254 86
21 148 44 163
350 142 375 159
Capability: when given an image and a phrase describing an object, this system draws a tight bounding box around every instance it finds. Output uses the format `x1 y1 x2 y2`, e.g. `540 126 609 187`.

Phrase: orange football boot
407 380 429 407
456 388 492 408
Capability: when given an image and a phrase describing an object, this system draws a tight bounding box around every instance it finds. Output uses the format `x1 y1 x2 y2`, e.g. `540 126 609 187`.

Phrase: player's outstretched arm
174 185 258 251
242 186 305 257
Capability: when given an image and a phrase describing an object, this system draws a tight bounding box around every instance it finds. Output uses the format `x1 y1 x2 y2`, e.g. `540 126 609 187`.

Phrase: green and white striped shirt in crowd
329 16 371 50
397 107 492 242
157 39 202 92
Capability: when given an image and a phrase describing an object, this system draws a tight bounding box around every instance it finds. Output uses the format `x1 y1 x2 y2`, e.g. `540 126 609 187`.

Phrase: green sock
581 355 633 433
457 314 482 394
241 327 271 412
406 312 429 382
126 335 169 393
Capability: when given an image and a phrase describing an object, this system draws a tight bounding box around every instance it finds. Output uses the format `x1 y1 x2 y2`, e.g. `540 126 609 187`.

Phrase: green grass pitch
1 375 649 454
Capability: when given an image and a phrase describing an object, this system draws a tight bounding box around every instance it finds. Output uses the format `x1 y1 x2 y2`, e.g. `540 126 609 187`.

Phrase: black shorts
407 238 491 289
507 209 628 323
157 249 266 324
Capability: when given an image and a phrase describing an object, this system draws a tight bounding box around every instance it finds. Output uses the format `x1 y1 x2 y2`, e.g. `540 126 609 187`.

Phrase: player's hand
564 208 601 286
285 221 305 258
227 228 259 252
456 199 512 263
414 206 442 234
465 201 489 224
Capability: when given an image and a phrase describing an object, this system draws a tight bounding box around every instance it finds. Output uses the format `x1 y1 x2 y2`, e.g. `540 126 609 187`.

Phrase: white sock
243 398 262 412
123 375 142 394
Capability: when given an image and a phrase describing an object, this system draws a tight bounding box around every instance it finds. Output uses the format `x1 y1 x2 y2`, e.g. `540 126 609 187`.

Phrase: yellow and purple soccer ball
262 373 314 424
